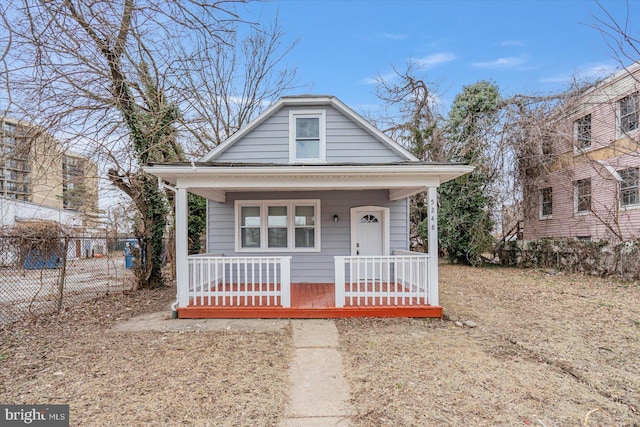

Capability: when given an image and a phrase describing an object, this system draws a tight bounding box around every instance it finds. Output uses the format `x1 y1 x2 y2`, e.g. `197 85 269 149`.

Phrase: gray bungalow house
144 95 472 318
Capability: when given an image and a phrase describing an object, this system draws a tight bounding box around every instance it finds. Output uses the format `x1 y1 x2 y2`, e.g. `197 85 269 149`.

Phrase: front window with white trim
240 206 261 248
574 178 591 214
539 187 553 219
618 93 639 136
236 200 320 252
289 110 326 162
619 167 639 207
573 114 591 150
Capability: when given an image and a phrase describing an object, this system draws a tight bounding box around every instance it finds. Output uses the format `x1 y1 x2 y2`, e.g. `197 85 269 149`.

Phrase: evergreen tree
439 81 501 265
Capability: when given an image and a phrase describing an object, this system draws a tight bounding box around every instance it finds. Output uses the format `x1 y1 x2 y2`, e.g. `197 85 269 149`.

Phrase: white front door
354 211 384 256
351 207 390 279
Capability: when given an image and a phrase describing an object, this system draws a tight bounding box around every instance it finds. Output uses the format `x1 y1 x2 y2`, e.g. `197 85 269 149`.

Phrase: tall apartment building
1 117 99 228
523 62 640 242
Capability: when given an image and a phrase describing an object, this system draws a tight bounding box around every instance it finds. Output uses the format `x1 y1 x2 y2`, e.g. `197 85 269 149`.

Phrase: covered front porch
144 162 473 319
180 253 442 318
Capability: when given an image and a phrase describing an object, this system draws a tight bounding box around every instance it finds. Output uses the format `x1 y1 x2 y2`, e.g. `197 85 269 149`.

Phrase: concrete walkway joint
279 319 354 427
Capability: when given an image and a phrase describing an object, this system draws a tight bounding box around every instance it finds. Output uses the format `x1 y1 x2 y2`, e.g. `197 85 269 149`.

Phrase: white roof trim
143 164 473 203
200 95 419 162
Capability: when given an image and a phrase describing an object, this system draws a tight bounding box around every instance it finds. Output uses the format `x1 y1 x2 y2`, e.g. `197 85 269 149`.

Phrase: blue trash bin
124 239 140 269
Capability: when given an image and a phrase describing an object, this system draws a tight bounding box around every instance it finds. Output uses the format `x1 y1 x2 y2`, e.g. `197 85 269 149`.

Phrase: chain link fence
0 235 135 325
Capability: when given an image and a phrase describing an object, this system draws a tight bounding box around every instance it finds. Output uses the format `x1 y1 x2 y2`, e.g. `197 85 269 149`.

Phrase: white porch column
334 256 346 308
427 186 439 306
175 187 189 308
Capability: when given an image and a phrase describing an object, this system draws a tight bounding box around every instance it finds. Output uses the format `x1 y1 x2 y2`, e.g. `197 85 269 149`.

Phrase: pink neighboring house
524 62 640 242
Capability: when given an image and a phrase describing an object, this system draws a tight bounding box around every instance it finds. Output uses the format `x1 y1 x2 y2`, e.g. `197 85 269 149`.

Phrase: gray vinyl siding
207 189 409 283
214 106 406 163
215 109 290 162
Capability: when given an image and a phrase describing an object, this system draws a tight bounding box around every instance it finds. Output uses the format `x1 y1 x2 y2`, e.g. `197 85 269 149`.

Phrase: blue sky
246 0 637 115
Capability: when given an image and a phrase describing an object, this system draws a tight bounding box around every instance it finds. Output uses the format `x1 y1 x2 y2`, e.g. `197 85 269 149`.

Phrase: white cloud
413 52 457 70
472 55 528 69
360 77 379 85
377 33 409 41
360 71 398 86
539 73 570 84
579 63 620 80
540 62 620 84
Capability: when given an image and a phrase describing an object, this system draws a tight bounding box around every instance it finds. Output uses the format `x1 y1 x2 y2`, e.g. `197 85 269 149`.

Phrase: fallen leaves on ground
337 264 640 427
0 285 292 426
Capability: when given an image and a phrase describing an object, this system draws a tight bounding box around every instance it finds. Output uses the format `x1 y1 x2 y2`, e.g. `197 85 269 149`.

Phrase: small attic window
289 110 326 163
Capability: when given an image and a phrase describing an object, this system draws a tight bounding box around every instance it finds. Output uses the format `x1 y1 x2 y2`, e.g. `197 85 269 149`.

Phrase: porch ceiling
143 163 474 202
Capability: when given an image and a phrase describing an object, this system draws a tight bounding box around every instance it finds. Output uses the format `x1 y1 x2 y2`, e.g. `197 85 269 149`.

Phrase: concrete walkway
113 313 354 425
279 319 354 427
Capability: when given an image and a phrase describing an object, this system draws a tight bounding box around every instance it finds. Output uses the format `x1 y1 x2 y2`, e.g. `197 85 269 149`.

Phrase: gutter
158 177 180 319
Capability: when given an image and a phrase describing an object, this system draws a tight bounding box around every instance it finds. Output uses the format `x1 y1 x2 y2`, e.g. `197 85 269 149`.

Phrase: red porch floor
179 283 443 319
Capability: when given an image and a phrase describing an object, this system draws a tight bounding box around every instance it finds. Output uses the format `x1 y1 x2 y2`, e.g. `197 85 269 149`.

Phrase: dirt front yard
0 264 639 426
0 289 292 426
338 265 640 426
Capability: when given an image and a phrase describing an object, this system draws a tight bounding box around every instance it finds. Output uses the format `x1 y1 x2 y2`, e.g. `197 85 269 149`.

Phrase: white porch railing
334 252 431 307
187 255 291 307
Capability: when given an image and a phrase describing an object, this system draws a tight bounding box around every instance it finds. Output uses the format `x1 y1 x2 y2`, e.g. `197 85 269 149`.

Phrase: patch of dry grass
337 265 640 427
0 286 292 426
2 265 639 426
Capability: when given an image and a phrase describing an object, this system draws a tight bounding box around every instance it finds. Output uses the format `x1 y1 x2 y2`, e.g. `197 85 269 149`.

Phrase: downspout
158 177 180 319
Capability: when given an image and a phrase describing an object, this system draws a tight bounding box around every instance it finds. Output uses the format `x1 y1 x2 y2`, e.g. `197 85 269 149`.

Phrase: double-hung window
618 93 639 136
619 167 639 207
574 114 591 149
240 206 261 248
289 110 326 162
539 187 553 219
236 200 320 252
574 178 591 214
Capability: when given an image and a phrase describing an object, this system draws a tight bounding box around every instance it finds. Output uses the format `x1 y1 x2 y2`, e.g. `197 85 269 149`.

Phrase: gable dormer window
289 110 326 163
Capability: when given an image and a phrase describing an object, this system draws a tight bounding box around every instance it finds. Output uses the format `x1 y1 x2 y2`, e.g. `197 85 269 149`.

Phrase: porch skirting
179 282 443 319
178 305 443 319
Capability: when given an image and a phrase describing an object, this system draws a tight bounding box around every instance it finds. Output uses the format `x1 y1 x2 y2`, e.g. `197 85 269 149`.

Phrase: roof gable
201 95 418 163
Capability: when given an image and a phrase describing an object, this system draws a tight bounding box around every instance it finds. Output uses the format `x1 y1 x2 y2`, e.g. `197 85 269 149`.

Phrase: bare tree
1 0 297 288
373 63 446 162
591 0 640 69
175 14 299 152
371 65 447 251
